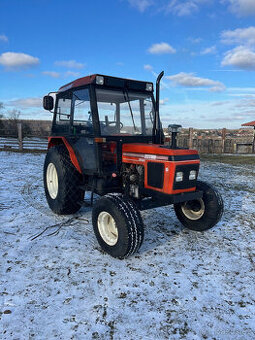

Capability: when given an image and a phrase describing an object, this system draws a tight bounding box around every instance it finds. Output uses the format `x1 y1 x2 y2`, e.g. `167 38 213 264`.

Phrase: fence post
253 127 255 153
17 122 23 151
188 128 193 149
222 128 226 154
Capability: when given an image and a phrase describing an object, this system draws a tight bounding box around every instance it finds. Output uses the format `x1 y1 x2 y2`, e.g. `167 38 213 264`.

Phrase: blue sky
0 0 255 128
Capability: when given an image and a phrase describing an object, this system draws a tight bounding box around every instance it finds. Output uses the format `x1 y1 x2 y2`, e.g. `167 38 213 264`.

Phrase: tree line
0 102 50 137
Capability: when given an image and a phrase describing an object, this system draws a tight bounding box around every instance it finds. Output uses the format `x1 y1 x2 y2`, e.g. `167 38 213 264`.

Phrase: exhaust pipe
156 71 164 115
155 71 164 144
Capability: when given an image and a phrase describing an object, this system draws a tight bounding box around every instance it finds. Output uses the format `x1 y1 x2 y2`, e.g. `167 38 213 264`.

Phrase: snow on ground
0 151 255 340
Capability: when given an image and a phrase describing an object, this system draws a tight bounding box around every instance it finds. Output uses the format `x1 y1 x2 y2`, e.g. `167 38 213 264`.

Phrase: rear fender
48 137 82 174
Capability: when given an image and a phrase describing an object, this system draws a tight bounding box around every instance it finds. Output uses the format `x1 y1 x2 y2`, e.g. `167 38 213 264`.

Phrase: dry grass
201 154 255 165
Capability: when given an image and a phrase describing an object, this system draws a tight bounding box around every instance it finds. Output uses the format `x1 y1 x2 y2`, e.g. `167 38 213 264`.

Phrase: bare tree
0 102 4 119
7 109 21 121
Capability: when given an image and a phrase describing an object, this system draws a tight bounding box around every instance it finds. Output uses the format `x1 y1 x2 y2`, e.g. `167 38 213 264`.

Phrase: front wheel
174 181 223 231
92 194 144 259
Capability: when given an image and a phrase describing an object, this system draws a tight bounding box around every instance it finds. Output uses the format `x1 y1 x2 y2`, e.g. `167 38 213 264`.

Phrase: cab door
68 87 98 173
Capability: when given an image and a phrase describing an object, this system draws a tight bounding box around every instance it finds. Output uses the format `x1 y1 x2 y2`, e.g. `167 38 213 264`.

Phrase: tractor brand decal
144 154 157 160
123 157 145 163
123 152 168 161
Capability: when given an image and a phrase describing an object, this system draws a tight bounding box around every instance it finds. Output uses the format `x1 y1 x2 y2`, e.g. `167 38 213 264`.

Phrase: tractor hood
122 143 199 162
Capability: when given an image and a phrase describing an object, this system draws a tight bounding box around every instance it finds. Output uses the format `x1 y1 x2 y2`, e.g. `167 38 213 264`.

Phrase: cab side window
72 88 93 135
54 92 72 133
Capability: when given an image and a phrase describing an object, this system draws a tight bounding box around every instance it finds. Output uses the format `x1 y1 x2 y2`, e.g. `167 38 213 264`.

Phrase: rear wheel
44 145 84 215
92 194 144 259
174 181 223 231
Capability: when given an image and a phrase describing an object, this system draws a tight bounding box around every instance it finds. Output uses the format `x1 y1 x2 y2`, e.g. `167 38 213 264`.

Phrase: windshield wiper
123 89 137 132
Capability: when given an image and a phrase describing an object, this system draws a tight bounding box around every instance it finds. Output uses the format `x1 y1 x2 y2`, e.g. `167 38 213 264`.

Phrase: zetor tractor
43 71 223 259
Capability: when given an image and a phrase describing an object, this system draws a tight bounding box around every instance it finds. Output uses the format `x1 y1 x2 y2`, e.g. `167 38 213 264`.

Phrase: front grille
147 162 164 189
173 163 199 190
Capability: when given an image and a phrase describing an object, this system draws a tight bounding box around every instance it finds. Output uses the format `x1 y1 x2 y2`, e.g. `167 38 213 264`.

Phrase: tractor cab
44 74 162 176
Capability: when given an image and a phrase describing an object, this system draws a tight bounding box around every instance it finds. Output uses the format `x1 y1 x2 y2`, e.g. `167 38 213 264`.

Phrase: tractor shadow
139 207 185 254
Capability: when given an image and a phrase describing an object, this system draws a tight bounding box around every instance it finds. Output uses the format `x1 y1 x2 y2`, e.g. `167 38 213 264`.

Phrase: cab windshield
96 88 155 136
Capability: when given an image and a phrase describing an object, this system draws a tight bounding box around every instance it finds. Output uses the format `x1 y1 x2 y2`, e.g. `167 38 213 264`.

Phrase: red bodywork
58 75 97 93
48 137 82 174
48 137 200 196
122 144 200 195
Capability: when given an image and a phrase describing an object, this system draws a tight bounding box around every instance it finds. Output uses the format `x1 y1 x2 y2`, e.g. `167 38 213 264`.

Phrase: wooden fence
0 123 48 151
174 127 254 154
0 122 254 154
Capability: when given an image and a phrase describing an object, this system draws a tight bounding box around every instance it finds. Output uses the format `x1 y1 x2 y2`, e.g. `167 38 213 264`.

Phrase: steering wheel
107 121 123 129
102 121 124 134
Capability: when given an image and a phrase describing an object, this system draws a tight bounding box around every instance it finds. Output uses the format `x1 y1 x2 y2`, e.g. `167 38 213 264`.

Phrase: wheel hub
46 163 58 199
181 198 205 221
97 212 118 246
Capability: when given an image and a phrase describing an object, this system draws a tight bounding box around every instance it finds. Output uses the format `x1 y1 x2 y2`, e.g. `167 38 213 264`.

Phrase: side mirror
43 95 54 111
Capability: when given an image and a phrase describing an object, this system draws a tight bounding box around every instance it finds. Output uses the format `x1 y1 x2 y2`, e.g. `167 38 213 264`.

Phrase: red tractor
43 72 223 258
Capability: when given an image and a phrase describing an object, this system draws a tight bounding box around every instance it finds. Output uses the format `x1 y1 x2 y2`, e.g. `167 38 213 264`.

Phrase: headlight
146 83 153 91
189 170 197 180
96 76 104 85
175 171 183 182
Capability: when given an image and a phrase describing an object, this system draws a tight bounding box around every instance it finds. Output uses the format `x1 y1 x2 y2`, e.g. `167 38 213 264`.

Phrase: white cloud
8 97 42 108
0 52 39 70
166 0 211 16
128 0 153 12
160 97 254 127
235 97 255 108
166 72 226 91
189 37 202 44
148 42 176 54
42 71 60 78
64 71 80 77
160 98 169 105
225 0 255 16
221 27 255 47
201 45 217 55
42 70 80 78
167 0 198 16
210 86 225 92
55 60 84 69
144 64 153 71
221 46 255 70
0 34 8 42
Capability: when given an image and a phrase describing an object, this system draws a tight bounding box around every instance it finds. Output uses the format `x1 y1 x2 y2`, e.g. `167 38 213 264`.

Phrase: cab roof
58 74 153 93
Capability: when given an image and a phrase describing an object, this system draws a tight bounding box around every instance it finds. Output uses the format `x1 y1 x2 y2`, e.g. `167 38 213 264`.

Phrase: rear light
189 170 197 180
96 76 104 85
175 172 183 182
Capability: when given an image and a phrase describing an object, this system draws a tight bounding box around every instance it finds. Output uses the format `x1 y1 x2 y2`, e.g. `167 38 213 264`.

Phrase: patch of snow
0 152 255 339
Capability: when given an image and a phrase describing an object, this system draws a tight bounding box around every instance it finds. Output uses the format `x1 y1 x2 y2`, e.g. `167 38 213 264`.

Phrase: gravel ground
0 151 255 339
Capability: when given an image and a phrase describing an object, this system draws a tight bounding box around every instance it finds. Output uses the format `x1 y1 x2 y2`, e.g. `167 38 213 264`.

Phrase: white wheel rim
97 212 118 246
181 198 205 221
46 163 58 199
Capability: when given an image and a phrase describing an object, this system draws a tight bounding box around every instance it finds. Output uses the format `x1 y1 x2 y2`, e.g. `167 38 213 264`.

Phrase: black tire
92 194 144 259
43 145 84 215
174 180 223 231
